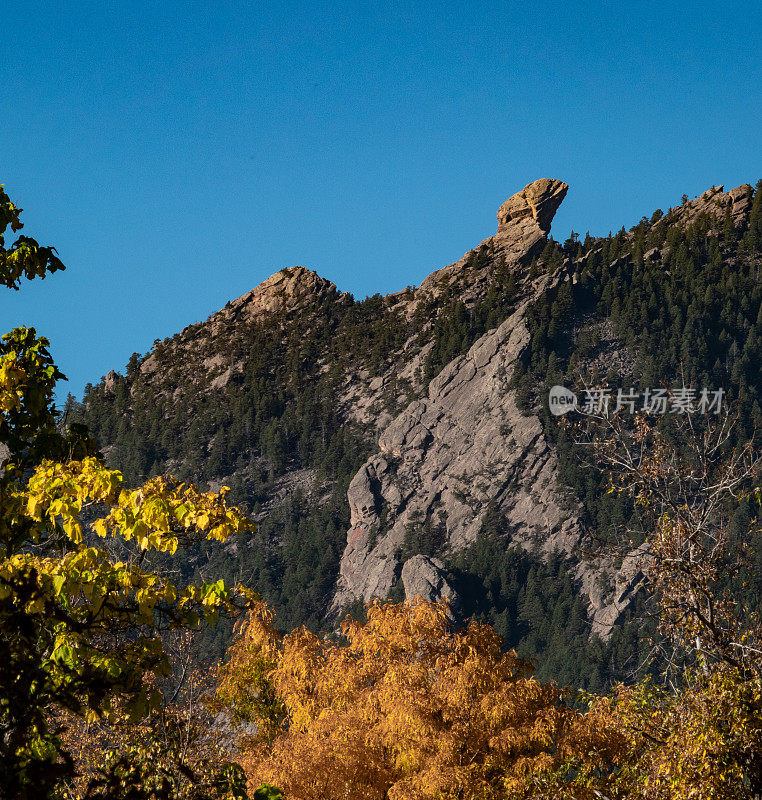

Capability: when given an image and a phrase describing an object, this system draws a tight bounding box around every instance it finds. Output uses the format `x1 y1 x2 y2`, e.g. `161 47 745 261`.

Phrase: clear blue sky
1 0 760 401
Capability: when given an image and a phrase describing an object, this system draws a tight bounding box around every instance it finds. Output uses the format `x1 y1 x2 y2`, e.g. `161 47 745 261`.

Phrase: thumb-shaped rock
497 178 569 234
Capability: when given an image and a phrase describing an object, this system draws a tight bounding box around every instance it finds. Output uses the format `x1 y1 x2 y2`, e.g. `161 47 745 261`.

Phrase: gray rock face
333 182 575 617
332 271 583 612
401 555 459 610
579 544 649 637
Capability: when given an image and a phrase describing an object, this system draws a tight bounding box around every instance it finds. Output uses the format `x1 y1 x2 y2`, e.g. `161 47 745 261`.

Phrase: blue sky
1 0 760 400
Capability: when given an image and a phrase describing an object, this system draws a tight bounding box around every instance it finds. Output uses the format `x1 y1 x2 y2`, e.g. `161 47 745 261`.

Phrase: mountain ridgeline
71 178 762 688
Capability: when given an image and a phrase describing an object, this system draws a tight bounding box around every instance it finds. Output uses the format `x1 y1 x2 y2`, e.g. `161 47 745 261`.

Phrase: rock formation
670 184 753 230
401 554 460 610
333 283 573 607
331 181 620 621
496 178 569 233
331 178 649 634
494 178 569 258
225 265 345 321
418 179 569 297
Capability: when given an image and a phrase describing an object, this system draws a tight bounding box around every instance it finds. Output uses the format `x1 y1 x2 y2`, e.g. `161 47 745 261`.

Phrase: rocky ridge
330 179 634 634
132 266 345 396
670 184 753 230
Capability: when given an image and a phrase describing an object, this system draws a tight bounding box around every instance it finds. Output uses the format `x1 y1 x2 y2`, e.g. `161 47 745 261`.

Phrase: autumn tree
0 185 258 799
581 409 762 673
214 398 762 800
571 406 762 797
602 669 762 799
216 598 623 800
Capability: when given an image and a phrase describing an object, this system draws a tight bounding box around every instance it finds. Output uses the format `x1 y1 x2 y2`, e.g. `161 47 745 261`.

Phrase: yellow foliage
605 669 762 800
0 184 262 798
0 351 25 412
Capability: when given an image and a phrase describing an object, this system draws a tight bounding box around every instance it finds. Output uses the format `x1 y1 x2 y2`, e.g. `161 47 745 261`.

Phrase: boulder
401 555 460 612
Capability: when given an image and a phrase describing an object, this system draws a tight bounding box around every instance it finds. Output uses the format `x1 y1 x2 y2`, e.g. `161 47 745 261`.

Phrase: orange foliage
218 599 618 800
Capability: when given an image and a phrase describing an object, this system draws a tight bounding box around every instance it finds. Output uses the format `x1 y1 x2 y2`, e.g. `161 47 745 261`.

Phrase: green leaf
51 641 76 668
254 784 285 800
52 574 65 596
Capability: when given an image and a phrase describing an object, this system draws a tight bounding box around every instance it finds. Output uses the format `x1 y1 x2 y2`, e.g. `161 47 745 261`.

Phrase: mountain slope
73 177 762 686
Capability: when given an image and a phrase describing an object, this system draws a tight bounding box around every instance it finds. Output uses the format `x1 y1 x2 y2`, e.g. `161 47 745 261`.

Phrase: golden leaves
98 474 253 552
2 454 258 781
219 599 600 800
21 457 253 554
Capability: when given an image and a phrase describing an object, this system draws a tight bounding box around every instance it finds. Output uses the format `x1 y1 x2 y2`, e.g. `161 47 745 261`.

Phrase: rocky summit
223 266 345 321
417 178 568 295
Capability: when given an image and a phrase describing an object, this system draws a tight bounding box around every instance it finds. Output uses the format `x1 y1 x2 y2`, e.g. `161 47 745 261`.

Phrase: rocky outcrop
418 179 569 298
671 184 753 230
332 274 582 613
580 544 649 637
401 555 460 611
332 179 580 614
103 370 118 393
496 178 568 233
334 181 572 615
135 265 347 393
331 178 644 635
224 266 345 321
